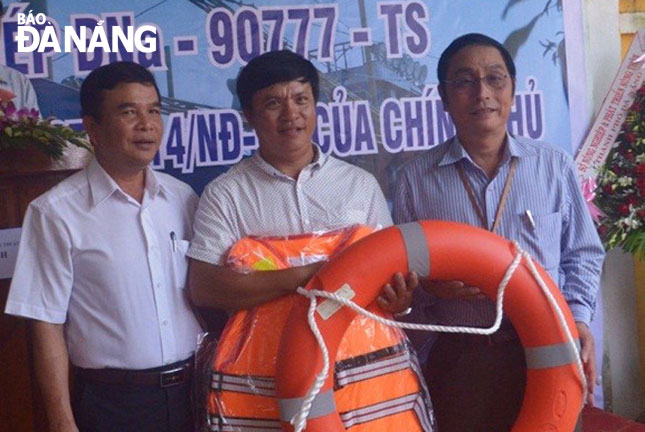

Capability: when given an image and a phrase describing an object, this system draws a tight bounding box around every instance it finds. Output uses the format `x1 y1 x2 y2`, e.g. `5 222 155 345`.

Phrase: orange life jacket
205 225 434 431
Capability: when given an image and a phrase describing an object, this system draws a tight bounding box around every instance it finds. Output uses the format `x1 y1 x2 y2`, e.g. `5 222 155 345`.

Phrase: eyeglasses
443 74 510 91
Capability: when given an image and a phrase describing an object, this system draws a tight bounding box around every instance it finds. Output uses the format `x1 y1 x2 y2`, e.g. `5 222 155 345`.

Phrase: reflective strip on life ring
276 220 583 432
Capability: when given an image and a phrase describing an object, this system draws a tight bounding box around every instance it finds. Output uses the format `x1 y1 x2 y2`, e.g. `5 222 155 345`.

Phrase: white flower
621 214 642 230
617 176 633 187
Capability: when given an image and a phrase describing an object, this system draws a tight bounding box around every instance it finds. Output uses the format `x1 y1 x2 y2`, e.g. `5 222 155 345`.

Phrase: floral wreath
594 83 645 260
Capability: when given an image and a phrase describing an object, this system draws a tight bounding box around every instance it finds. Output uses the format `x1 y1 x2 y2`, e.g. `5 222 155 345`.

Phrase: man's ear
242 109 254 129
82 115 99 147
510 78 517 107
438 85 450 113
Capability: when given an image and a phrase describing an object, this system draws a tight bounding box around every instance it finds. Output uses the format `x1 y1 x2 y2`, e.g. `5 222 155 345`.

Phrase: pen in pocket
170 231 177 252
525 210 536 230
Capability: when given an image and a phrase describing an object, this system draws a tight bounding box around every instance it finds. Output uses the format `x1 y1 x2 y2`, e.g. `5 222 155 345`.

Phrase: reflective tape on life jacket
206 225 433 431
339 392 429 428
334 342 411 388
211 342 413 395
276 220 583 432
208 416 281 431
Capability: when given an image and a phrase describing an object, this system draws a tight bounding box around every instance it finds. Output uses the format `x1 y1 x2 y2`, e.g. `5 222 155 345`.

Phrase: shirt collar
252 144 327 178
438 133 534 167
143 166 168 199
308 145 328 171
87 158 167 208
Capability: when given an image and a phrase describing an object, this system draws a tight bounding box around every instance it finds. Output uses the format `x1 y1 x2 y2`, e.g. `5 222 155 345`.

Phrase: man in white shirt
5 62 203 432
187 50 435 430
0 0 39 111
188 50 415 320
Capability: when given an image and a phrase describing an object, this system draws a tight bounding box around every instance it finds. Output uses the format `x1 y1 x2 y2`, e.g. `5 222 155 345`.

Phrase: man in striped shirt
393 33 605 432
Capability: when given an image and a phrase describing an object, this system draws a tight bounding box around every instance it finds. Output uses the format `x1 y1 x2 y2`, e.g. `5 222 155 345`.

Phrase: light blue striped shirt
393 134 605 327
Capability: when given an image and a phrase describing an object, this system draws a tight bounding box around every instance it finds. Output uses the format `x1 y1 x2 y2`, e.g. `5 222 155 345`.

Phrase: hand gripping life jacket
204 225 434 431
276 221 583 432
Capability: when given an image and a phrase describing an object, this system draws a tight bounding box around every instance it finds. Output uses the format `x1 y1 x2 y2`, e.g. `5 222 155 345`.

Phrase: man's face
244 79 316 164
440 45 514 143
84 82 162 175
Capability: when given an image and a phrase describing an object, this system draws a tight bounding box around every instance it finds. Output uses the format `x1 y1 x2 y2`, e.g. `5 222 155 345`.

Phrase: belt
444 328 519 346
74 358 193 388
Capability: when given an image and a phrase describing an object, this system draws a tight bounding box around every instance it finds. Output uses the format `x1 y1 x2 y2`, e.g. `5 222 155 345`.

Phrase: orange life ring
276 220 583 432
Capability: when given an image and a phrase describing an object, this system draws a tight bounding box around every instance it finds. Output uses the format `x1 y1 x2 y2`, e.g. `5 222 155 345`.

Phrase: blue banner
2 0 570 196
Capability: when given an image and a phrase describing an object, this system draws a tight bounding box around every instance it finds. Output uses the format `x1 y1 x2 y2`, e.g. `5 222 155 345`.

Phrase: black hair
437 33 516 91
236 50 319 112
80 61 161 120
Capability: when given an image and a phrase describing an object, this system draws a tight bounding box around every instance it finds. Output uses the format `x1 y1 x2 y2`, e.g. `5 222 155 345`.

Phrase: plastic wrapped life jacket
202 225 434 431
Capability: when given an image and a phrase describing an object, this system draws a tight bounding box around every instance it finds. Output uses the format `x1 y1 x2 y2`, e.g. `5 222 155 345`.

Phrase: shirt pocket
323 207 367 230
169 239 191 290
515 211 562 273
175 239 190 256
346 209 367 224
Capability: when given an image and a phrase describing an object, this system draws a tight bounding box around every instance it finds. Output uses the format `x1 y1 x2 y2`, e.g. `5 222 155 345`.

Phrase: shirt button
162 320 168 326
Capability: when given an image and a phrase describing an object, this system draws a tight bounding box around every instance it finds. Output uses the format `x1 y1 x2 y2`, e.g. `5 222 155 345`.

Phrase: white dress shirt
5 158 203 369
188 149 393 265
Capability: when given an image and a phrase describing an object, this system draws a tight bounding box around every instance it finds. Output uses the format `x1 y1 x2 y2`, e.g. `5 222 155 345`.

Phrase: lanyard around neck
456 157 518 233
